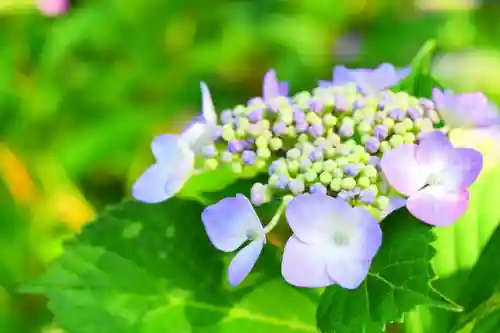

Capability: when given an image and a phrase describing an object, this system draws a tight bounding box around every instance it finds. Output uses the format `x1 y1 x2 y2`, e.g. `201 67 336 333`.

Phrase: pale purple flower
380 131 483 226
365 137 380 154
359 189 375 204
389 108 405 121
407 107 422 120
202 195 265 286
220 110 234 125
38 0 68 16
289 179 305 195
228 140 245 153
248 109 264 123
373 125 389 140
432 89 500 128
202 145 217 158
275 176 290 189
263 69 289 101
368 156 380 167
273 122 287 136
281 193 382 289
293 108 306 122
344 163 361 177
339 123 354 137
310 183 328 194
309 124 325 138
310 101 323 113
133 83 217 203
323 63 410 94
242 150 257 165
295 121 309 133
334 96 349 112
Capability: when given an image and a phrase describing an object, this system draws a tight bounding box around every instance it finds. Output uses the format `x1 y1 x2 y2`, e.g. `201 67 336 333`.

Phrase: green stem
263 198 288 234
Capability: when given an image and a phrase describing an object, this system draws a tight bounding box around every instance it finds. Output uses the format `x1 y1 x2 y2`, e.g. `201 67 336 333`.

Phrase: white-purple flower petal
228 239 265 286
133 135 194 203
282 194 382 289
201 194 264 252
263 69 288 101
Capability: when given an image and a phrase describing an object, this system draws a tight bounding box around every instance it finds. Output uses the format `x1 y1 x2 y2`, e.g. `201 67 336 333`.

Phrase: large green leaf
23 197 318 333
316 208 461 333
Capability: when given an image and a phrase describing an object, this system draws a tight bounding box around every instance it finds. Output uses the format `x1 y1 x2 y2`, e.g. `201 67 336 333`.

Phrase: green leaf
392 39 444 98
316 208 461 333
23 198 318 333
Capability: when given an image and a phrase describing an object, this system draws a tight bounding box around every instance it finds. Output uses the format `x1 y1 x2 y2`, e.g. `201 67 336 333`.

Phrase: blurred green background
0 0 499 332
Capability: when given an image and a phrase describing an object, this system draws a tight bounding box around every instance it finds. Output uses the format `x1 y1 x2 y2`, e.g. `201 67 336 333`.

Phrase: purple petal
416 131 454 171
132 164 171 203
263 69 286 101
228 239 264 286
441 148 483 190
407 186 469 226
285 193 350 244
281 236 333 288
200 82 217 124
201 195 264 252
326 258 371 290
380 144 427 196
349 207 383 261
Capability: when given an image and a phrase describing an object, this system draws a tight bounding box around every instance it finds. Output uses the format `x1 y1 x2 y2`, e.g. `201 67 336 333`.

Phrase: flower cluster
133 63 496 289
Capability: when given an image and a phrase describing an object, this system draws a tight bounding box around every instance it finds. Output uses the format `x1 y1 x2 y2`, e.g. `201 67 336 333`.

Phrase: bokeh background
0 0 499 332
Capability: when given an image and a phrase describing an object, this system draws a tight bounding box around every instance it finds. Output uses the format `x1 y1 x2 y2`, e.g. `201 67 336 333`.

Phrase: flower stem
263 196 291 234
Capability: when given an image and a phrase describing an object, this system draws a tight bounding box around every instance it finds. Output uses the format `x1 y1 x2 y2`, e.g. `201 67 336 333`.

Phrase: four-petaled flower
201 195 265 286
380 131 483 226
281 193 382 289
132 82 217 203
320 63 410 94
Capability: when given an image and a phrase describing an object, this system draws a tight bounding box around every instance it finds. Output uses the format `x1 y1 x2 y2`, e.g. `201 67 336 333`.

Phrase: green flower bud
296 174 306 182
304 170 317 183
383 118 395 129
255 136 268 148
287 148 301 160
363 165 378 179
345 139 357 147
204 158 218 171
375 111 386 123
428 110 441 124
269 137 283 151
342 117 355 125
393 122 407 134
293 91 312 109
256 159 267 170
281 112 293 125
238 117 250 130
358 176 370 188
298 133 309 143
347 153 362 163
323 114 337 127
301 142 315 156
330 178 342 192
336 157 349 167
403 132 416 144
222 125 235 141
306 112 322 125
233 105 246 116
389 134 404 148
332 168 344 178
261 130 273 140
260 119 271 130
257 148 271 159
415 118 433 132
325 147 336 159
357 121 372 134
359 152 370 164
352 111 365 123
285 126 297 138
403 118 414 131
369 184 379 196
323 160 337 172
341 177 356 190
408 96 419 107
288 160 300 175
232 162 243 174
379 141 391 152
314 137 328 148
319 172 333 185
312 161 324 174
273 160 289 176
376 196 390 211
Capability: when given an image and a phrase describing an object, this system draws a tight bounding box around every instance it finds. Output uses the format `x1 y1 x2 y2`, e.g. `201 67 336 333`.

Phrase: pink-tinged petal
132 164 171 203
407 186 469 226
449 127 500 171
285 193 351 244
281 236 333 288
432 88 445 109
201 195 263 252
228 239 264 286
38 0 68 16
441 148 483 190
326 258 371 290
200 82 217 124
380 144 427 196
416 131 454 171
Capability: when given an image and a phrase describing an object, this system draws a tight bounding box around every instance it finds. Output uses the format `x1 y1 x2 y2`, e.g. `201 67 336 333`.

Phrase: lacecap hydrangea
133 63 496 289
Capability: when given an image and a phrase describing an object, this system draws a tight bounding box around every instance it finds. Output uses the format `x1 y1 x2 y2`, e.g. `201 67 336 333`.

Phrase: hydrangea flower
281 193 382 289
38 0 68 16
432 89 500 128
380 131 483 226
201 195 265 286
132 83 217 203
320 63 410 94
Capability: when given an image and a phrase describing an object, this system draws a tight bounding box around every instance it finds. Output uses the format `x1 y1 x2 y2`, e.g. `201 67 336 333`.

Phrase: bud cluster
197 83 441 215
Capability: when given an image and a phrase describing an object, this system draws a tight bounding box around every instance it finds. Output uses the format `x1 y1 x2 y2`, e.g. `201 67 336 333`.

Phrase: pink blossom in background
37 0 68 16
